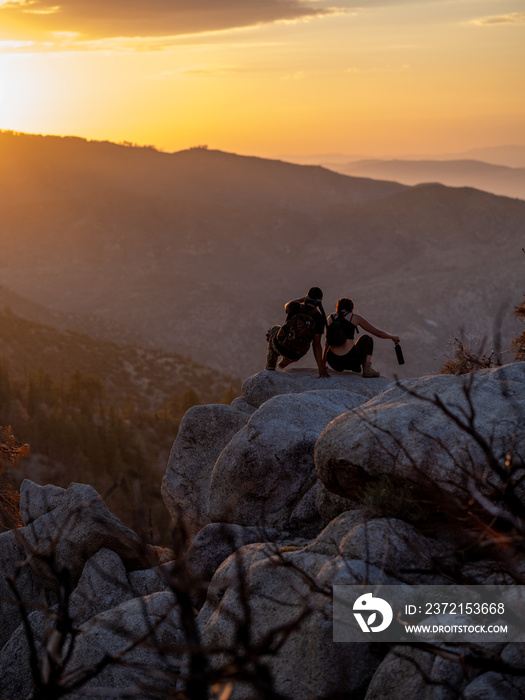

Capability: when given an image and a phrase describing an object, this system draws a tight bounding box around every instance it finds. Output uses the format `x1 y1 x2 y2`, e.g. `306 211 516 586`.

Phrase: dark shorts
326 335 374 372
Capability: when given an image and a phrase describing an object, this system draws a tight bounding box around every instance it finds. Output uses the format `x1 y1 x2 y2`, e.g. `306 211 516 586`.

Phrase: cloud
471 12 525 26
0 39 34 49
0 1 336 42
281 70 306 80
182 65 250 76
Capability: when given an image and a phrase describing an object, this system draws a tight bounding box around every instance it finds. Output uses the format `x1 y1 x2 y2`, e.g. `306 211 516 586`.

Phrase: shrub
439 335 496 375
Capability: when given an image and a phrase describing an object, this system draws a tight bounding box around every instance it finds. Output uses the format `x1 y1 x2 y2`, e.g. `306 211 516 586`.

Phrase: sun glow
0 1 523 156
0 53 54 131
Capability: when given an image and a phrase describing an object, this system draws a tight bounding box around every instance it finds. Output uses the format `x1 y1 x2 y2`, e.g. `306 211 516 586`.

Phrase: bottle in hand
394 342 405 365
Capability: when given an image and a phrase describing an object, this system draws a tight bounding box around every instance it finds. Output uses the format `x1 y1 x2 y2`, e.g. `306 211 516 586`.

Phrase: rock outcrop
161 403 249 539
208 388 369 527
20 481 148 583
162 368 391 534
2 364 525 699
315 363 525 508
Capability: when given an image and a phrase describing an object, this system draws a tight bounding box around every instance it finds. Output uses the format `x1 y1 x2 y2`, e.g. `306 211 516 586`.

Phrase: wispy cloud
0 39 35 50
182 65 249 76
471 12 525 27
281 70 306 80
0 0 478 53
0 1 338 47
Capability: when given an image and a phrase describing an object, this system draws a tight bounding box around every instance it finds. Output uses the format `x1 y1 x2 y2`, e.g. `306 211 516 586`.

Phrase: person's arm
353 314 400 343
322 338 329 364
313 334 330 378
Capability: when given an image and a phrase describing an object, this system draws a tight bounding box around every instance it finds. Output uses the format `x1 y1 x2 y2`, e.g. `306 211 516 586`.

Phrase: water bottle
394 342 405 365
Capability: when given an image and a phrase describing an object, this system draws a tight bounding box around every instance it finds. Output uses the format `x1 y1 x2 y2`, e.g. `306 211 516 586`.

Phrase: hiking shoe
362 362 380 378
277 357 290 369
265 364 276 371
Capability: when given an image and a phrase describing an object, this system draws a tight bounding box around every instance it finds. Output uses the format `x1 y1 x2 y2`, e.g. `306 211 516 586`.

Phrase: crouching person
265 286 329 378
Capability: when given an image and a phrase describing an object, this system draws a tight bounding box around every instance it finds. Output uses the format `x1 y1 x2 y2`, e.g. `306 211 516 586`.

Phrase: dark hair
306 287 323 302
304 287 327 327
336 297 354 313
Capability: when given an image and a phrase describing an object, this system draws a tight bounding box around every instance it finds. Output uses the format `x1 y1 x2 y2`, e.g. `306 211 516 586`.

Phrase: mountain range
282 145 525 200
0 130 524 380
283 144 525 169
316 159 525 201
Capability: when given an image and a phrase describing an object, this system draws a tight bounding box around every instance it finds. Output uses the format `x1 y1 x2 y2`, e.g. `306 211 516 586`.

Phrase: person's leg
278 357 295 369
358 335 380 377
265 325 281 370
347 335 379 376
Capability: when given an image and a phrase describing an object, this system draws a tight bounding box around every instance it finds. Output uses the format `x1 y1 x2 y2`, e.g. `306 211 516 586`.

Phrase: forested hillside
0 309 240 537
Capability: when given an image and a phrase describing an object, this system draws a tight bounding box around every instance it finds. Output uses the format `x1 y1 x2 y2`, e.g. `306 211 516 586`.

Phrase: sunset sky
0 0 523 157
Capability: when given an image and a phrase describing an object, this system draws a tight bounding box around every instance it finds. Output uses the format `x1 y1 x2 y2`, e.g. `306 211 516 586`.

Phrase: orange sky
0 0 523 157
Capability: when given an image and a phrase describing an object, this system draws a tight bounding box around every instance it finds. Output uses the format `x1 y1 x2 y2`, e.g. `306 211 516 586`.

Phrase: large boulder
198 544 387 700
194 507 472 698
63 592 184 697
198 514 406 700
161 404 249 539
461 643 525 700
0 608 52 700
315 363 525 509
185 523 283 589
0 483 155 681
208 389 369 528
242 367 391 409
197 509 446 699
19 481 66 525
69 547 134 626
315 480 356 523
18 481 147 584
0 548 137 700
300 510 452 585
461 673 522 700
162 369 391 537
364 645 483 700
0 529 45 649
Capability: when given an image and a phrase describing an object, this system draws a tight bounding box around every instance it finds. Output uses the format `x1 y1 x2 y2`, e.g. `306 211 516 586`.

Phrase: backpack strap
339 311 360 334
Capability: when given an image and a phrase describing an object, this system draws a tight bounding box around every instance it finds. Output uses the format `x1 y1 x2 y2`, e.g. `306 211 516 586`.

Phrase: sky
0 0 524 157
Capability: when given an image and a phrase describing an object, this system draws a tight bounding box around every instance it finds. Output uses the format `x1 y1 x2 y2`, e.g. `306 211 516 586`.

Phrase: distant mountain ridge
282 145 525 169
0 131 406 212
0 131 523 379
319 158 525 201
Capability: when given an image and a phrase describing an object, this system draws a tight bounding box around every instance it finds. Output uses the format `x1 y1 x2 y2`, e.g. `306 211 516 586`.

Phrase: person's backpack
326 312 350 346
276 305 317 358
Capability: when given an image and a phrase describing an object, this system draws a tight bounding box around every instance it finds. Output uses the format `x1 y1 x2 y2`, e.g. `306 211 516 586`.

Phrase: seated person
324 297 399 377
